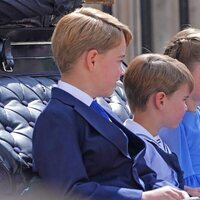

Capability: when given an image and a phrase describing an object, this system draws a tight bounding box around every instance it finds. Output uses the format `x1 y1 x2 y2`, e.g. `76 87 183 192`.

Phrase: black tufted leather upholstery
0 73 132 197
0 75 59 195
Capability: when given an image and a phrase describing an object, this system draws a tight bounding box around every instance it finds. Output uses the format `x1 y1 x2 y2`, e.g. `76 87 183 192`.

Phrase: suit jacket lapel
109 114 145 155
52 88 130 158
75 103 130 158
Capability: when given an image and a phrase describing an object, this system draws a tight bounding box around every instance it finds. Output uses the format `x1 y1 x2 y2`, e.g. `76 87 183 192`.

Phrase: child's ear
86 49 98 71
155 92 166 110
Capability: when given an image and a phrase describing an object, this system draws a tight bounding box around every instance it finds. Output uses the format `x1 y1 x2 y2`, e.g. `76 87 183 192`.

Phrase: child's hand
142 185 189 200
184 186 200 197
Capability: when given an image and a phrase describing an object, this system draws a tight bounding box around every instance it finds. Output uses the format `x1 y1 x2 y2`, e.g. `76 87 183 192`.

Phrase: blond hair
124 54 194 113
51 7 133 73
164 27 200 72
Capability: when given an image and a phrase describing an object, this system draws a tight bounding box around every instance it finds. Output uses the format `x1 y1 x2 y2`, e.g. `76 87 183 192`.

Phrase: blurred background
85 0 200 63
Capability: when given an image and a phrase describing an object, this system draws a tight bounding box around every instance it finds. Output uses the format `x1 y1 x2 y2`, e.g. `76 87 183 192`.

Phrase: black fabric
0 0 83 26
148 141 185 189
0 144 13 195
0 142 33 196
0 37 14 72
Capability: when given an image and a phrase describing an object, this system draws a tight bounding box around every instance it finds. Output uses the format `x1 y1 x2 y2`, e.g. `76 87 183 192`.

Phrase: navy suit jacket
32 87 158 200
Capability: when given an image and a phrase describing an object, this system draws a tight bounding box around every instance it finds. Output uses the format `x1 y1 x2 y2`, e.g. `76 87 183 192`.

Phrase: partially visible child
159 27 200 189
123 53 200 196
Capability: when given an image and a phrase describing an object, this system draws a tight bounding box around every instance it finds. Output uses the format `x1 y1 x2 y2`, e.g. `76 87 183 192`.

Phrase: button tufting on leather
21 101 28 106
43 100 48 105
28 122 35 127
13 147 21 154
0 102 4 108
5 126 13 132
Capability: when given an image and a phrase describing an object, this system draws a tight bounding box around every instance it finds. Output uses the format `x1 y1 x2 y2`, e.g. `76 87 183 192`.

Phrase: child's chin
171 124 179 129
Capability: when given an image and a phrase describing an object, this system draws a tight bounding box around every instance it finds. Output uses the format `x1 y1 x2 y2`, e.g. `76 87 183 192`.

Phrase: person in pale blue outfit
159 28 200 191
123 53 200 196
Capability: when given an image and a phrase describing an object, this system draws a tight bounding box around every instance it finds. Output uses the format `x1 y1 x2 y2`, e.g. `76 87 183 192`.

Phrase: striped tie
156 138 170 153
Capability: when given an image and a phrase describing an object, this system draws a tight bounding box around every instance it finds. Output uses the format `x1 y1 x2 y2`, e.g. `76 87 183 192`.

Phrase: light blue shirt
124 119 179 187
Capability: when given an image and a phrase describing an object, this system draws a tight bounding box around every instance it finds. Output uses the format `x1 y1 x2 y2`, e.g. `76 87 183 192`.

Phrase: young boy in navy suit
32 7 189 200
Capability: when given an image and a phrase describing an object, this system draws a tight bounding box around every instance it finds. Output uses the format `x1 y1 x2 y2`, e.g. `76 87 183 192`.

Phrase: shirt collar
124 119 157 142
57 80 93 106
124 119 170 152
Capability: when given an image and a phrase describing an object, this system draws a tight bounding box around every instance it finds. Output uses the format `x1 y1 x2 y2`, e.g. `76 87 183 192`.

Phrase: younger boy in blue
123 53 200 196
